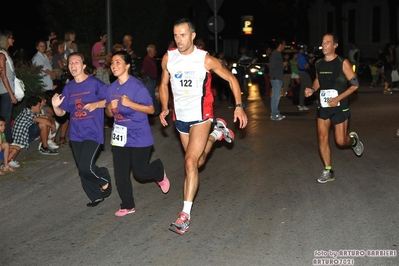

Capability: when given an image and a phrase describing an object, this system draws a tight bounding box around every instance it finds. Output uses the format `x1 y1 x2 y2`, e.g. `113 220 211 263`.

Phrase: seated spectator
52 84 70 146
0 116 20 173
43 90 70 146
12 96 58 155
35 92 59 150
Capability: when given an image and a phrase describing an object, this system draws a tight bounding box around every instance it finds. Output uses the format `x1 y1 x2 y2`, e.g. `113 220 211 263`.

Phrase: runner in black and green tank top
316 55 349 109
303 33 364 184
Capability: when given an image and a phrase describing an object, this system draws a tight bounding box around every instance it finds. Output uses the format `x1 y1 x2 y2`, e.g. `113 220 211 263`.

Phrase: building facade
308 0 398 60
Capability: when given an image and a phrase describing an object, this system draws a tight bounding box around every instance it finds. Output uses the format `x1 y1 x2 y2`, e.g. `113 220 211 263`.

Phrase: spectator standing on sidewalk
46 31 57 54
91 32 112 85
45 34 58 62
158 18 248 235
51 41 68 87
348 43 360 74
297 46 312 111
0 30 18 143
105 51 170 217
63 30 78 59
141 44 160 115
32 39 56 91
52 52 112 207
261 47 272 97
382 42 396 94
281 52 292 97
122 34 139 77
306 50 317 81
269 39 287 121
305 33 364 184
376 47 385 86
104 43 124 83
369 60 379 88
289 52 300 88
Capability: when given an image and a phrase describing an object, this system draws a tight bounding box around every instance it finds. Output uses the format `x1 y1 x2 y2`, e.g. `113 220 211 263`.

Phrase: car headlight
250 68 258 73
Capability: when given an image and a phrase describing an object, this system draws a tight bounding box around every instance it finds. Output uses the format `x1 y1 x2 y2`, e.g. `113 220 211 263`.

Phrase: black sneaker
102 181 112 198
39 146 59 155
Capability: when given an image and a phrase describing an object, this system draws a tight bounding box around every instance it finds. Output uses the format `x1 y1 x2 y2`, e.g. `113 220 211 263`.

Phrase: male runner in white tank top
159 18 248 235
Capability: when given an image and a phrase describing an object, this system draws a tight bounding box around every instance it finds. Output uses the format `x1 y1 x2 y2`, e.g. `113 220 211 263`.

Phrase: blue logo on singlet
174 72 183 79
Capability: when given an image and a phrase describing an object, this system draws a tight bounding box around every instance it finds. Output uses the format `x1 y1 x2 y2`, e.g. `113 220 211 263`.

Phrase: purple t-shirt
60 76 107 144
106 75 154 147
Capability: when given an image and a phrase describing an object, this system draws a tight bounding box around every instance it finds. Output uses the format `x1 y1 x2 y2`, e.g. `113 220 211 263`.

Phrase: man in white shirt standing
32 39 56 91
348 43 360 74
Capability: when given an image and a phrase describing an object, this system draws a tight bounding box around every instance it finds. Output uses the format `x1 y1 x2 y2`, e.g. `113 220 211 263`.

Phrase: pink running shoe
157 171 170 194
169 212 190 235
115 207 136 217
215 118 234 143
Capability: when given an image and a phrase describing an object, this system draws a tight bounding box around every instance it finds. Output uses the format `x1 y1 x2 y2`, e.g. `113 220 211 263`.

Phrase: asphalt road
1 84 398 266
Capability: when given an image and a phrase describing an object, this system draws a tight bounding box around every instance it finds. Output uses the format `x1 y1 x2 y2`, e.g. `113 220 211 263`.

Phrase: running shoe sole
169 212 190 235
349 132 364 156
317 177 335 184
169 223 190 235
115 208 136 217
215 118 234 143
157 171 170 194
317 170 335 184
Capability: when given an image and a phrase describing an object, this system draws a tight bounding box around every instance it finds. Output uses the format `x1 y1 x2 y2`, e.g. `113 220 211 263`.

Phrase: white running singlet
167 47 214 122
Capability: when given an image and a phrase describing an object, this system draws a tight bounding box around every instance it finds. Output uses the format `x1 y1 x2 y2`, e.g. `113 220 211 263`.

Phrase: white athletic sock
182 201 193 218
210 129 222 141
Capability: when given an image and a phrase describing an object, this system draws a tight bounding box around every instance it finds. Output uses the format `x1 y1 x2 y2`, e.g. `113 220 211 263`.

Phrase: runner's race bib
111 124 127 147
320 89 340 107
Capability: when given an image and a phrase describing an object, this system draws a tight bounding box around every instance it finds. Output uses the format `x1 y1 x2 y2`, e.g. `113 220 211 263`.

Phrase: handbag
0 49 25 101
391 69 399 82
13 77 25 102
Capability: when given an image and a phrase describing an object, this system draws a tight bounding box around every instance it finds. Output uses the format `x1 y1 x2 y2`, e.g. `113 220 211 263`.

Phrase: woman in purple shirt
105 51 169 217
52 52 112 207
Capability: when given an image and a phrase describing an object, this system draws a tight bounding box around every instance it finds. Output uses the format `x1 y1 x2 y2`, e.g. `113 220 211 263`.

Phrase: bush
13 62 46 119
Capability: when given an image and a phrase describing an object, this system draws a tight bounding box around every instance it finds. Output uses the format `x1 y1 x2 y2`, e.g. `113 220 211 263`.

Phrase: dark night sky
3 0 283 59
4 2 47 57
4 1 268 52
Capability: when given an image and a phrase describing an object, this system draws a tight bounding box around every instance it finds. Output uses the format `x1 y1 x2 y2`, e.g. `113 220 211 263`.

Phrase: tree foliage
13 64 46 119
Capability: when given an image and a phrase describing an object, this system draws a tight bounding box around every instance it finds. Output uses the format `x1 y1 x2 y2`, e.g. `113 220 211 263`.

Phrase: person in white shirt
32 39 56 91
348 43 360 74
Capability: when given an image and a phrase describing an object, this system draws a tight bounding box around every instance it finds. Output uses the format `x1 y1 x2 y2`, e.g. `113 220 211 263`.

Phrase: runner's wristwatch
235 103 245 108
